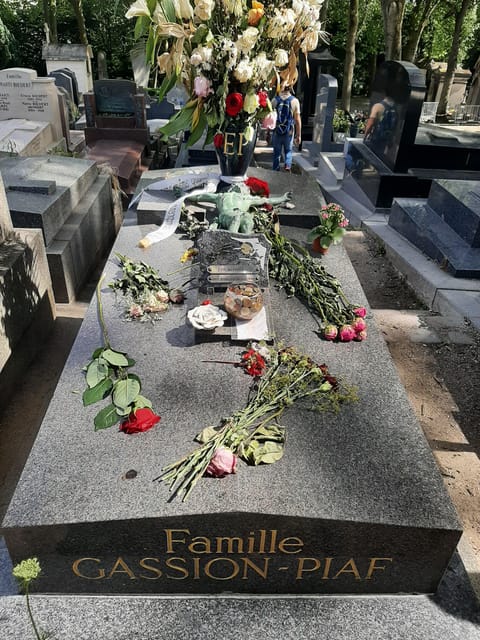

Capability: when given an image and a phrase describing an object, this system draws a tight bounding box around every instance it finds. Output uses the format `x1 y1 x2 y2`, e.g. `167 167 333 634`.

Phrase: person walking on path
272 84 301 172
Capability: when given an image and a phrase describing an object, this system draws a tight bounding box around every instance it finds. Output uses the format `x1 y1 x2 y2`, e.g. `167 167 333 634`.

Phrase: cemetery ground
0 226 479 598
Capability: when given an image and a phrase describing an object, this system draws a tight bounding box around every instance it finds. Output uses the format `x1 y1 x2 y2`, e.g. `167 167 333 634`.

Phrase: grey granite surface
0 168 465 597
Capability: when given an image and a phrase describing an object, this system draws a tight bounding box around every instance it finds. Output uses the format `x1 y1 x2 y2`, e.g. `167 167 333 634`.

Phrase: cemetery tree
402 0 441 62
0 15 14 66
42 0 58 43
68 0 88 45
380 0 407 60
341 0 359 111
437 0 475 117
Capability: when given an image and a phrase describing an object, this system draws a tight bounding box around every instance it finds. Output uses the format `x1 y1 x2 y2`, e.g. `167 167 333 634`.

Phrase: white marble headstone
0 68 63 142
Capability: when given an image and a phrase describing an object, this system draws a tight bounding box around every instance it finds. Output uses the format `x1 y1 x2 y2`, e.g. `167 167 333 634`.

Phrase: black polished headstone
49 70 74 106
389 179 480 277
56 67 79 106
94 79 137 115
364 61 425 172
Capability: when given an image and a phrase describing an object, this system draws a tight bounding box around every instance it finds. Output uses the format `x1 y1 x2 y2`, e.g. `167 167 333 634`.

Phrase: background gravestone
0 68 64 142
364 61 425 172
310 73 342 157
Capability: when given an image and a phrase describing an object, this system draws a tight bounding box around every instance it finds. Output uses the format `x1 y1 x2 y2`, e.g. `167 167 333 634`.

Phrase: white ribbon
130 170 221 247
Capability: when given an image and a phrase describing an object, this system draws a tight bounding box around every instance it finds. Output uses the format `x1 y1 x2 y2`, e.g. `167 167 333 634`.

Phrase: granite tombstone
389 179 480 277
1 190 462 596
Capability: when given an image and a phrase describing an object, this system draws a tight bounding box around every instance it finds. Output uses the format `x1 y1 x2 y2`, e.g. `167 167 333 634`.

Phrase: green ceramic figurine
186 187 292 234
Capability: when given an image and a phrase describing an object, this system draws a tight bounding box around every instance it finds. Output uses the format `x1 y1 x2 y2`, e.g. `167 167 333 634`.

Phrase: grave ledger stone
1 200 462 596
0 155 115 302
389 178 480 278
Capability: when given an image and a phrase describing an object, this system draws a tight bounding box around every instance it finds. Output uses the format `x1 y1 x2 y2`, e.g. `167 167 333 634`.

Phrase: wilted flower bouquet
155 343 357 500
126 0 324 148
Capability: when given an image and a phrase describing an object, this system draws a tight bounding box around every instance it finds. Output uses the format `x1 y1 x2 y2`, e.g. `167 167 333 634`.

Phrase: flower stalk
156 345 357 500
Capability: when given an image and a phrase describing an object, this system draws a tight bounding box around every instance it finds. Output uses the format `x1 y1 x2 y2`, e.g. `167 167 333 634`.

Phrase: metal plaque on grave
94 79 137 115
196 230 271 291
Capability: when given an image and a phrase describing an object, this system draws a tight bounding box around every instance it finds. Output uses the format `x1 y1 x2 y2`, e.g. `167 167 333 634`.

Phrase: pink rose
353 307 367 318
262 111 277 130
354 329 368 341
339 324 356 342
205 447 237 477
323 324 338 341
194 75 213 98
352 317 367 333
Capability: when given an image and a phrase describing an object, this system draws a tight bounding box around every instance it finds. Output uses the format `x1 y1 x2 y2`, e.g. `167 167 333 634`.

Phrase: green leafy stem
83 277 154 430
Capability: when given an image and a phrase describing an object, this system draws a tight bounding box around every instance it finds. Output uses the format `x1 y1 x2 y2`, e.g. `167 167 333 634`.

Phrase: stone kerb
0 68 63 143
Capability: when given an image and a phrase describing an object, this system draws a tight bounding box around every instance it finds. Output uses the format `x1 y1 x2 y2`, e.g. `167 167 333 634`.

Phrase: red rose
213 133 224 148
257 91 268 108
245 177 270 197
225 92 244 117
120 408 160 434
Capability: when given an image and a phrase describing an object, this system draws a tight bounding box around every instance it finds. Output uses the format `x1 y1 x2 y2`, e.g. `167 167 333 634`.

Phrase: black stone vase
214 122 258 181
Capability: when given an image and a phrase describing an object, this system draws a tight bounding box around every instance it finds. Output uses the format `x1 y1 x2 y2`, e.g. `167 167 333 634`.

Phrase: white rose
254 52 274 81
236 27 259 53
274 49 289 68
187 304 228 330
234 58 254 83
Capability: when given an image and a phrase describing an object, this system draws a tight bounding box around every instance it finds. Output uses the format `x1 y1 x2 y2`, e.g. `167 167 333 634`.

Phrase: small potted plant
307 203 349 254
332 109 351 142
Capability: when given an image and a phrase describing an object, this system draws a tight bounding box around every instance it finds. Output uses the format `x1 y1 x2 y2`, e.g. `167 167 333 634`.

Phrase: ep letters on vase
72 528 393 584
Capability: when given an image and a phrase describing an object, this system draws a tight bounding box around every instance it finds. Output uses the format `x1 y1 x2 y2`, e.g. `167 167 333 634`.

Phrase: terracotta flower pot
312 237 329 254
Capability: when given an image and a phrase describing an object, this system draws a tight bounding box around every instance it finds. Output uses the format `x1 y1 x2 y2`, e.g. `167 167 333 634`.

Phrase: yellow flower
180 247 199 263
248 1 264 26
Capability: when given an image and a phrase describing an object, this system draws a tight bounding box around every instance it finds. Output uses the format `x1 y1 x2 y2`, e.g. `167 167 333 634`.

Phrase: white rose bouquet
126 0 325 148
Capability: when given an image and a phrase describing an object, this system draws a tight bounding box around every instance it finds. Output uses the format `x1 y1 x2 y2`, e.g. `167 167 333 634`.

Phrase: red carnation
225 92 244 117
257 91 268 108
120 408 160 434
213 133 224 148
245 177 270 197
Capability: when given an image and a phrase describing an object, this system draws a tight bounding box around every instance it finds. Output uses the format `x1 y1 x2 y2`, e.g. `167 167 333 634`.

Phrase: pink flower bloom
352 317 367 333
262 111 277 130
354 329 368 341
194 75 213 98
353 307 367 318
322 212 329 219
205 447 237 477
323 324 338 341
339 324 356 342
